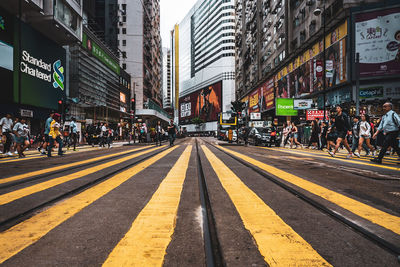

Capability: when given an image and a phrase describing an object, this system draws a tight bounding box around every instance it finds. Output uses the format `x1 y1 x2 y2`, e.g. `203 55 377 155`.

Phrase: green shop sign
82 32 120 75
275 98 298 116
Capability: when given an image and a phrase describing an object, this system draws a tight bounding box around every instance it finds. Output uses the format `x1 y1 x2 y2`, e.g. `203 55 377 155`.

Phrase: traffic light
64 103 70 115
58 100 63 114
131 97 135 113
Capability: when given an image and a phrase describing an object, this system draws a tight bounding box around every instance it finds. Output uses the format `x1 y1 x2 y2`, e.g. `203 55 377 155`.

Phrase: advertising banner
294 99 313 110
275 98 298 116
82 32 120 75
263 78 275 111
360 86 384 99
250 112 261 120
179 81 222 124
249 88 260 113
306 110 329 121
14 21 66 110
355 8 400 77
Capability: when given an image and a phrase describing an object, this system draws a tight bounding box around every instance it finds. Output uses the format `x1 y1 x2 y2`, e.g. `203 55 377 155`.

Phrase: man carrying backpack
371 102 400 164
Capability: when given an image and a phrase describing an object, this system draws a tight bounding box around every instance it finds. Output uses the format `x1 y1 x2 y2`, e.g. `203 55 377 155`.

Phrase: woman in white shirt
356 114 376 157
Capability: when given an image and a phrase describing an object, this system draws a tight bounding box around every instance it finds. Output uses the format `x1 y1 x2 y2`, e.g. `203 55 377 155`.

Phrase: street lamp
314 1 326 120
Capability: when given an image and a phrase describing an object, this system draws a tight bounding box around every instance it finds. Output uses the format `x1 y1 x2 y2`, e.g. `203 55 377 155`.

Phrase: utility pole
355 53 360 116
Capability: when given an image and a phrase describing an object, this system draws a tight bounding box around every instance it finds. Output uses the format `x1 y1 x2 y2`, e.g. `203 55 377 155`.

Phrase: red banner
306 110 329 121
315 60 323 78
249 88 260 113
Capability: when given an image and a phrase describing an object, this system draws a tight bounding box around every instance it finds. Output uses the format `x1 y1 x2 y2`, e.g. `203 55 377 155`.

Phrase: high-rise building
235 0 399 121
162 47 172 110
118 0 169 123
171 0 236 132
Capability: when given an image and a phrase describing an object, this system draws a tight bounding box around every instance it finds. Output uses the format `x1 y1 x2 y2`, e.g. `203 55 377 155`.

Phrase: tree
192 117 204 127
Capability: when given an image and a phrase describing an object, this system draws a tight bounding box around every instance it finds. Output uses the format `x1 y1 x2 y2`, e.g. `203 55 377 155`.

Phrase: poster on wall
179 81 222 124
249 88 260 113
263 78 275 111
355 8 400 77
275 74 289 98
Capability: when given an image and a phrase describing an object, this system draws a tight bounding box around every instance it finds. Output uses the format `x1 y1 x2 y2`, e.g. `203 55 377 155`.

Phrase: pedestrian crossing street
0 141 398 265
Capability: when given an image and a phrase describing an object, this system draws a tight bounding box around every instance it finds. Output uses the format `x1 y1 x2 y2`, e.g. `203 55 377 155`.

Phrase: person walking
351 116 369 156
371 102 400 164
356 114 376 157
307 120 320 149
167 119 177 146
13 117 30 158
68 117 78 151
40 111 54 155
320 120 328 150
47 113 64 157
0 113 14 156
290 122 303 149
327 105 353 158
281 122 290 147
155 121 163 146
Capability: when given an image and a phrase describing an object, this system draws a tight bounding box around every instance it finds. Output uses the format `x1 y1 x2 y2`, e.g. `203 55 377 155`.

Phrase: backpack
392 112 400 128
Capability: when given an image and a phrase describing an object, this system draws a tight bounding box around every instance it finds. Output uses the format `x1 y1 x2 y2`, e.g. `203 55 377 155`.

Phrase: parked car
247 127 281 147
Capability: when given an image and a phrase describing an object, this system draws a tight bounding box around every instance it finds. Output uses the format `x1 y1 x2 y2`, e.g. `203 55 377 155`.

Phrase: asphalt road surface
0 137 399 266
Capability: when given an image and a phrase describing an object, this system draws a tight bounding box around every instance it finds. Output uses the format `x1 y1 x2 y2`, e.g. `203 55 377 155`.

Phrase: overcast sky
160 0 198 48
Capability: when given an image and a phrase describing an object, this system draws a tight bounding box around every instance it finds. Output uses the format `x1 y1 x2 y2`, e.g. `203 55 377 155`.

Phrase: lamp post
314 1 326 120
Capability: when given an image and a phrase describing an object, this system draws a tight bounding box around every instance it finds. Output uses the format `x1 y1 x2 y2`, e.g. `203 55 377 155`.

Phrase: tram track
199 138 400 258
195 139 225 267
0 141 184 232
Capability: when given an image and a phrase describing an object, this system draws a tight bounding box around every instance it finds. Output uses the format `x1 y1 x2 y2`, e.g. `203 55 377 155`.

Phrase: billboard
275 98 298 116
249 88 260 113
262 78 275 111
355 8 400 77
179 81 222 124
14 21 66 110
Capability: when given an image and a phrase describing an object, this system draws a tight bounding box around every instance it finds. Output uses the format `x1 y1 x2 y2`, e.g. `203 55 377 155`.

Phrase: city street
0 137 398 266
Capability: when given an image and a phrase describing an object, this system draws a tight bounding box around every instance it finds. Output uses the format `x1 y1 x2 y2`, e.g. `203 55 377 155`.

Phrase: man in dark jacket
327 105 354 158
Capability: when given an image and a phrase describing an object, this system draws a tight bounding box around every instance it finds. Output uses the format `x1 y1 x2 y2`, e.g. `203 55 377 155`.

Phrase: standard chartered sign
20 50 64 90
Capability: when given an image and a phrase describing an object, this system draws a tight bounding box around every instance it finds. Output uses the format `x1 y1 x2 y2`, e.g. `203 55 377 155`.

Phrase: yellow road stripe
201 145 330 266
0 146 108 164
219 146 400 235
0 146 165 205
265 147 400 171
0 146 151 184
103 145 192 267
277 147 399 164
0 146 179 264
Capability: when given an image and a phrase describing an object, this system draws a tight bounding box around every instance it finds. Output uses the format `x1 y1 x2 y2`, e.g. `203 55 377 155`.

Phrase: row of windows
195 17 234 40
195 39 235 61
194 15 234 47
195 46 235 69
195 52 235 72
194 4 235 32
194 0 233 28
195 38 234 58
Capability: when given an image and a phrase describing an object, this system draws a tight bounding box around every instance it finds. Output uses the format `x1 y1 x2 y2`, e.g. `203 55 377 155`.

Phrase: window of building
122 51 127 58
122 40 126 46
122 28 126 34
122 63 127 69
122 16 126 22
122 4 126 11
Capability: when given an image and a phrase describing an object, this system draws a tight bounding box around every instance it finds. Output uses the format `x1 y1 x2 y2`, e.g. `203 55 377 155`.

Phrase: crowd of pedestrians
279 102 400 164
0 112 179 158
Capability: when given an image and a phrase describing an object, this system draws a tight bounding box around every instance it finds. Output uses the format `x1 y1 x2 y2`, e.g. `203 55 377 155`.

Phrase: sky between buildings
160 0 198 48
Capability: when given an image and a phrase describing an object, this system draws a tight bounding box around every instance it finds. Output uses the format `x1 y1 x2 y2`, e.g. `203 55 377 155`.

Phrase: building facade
118 0 169 123
162 47 172 110
0 0 83 133
171 0 236 132
235 0 399 122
